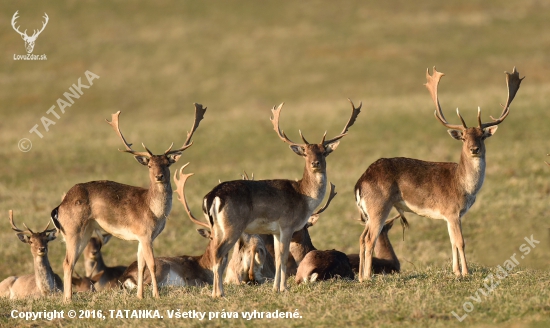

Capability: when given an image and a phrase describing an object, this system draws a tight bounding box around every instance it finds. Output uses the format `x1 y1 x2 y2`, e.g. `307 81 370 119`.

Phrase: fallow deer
82 233 127 291
51 104 206 301
224 232 269 285
120 164 267 288
356 67 523 281
286 185 401 283
71 271 103 292
0 210 62 299
202 100 361 297
347 214 404 275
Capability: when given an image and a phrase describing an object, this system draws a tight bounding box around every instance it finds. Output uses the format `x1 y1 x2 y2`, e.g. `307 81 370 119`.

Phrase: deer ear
90 271 105 282
483 126 498 139
101 233 113 245
197 229 211 239
447 129 463 141
16 233 30 244
134 156 150 166
290 145 306 157
46 231 57 241
324 140 340 156
166 152 182 164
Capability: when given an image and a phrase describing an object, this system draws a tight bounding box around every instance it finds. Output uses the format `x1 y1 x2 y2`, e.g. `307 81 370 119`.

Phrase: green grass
1 0 549 327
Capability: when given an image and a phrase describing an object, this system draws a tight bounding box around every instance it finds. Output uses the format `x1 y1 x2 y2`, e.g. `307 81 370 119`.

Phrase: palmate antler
173 163 210 229
270 99 361 147
426 67 524 130
106 103 207 157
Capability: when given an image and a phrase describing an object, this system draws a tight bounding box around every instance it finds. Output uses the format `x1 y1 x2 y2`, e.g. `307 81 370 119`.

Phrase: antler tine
545 154 550 167
481 67 524 129
22 223 35 234
299 130 310 145
173 163 210 229
456 108 468 129
166 103 207 155
271 103 301 146
105 111 151 157
142 143 153 156
241 171 255 180
9 210 28 234
41 221 56 233
426 67 465 130
312 183 337 216
322 99 362 145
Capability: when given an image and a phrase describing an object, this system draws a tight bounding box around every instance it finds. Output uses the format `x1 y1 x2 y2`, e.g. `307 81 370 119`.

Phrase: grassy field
0 0 549 327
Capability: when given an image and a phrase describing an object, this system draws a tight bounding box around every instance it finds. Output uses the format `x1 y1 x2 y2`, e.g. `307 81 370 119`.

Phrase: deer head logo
11 11 49 54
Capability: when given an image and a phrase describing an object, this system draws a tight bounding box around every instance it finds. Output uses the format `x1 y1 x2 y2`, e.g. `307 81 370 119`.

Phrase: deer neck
148 180 173 219
85 255 106 277
457 150 486 196
298 165 327 211
289 229 316 266
34 255 57 294
198 244 215 282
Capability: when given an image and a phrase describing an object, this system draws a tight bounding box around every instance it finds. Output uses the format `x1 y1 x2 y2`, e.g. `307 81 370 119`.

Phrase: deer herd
1 67 526 301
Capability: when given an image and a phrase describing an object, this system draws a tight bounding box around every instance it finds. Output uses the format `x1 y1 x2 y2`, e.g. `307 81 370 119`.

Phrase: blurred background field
0 0 549 327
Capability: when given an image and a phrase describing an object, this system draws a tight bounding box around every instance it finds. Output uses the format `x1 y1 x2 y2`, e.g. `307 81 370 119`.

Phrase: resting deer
224 233 269 285
51 104 206 301
120 164 267 288
290 183 353 284
82 233 127 291
0 210 62 299
356 67 523 281
202 100 361 297
71 271 102 292
347 214 404 275
287 185 401 283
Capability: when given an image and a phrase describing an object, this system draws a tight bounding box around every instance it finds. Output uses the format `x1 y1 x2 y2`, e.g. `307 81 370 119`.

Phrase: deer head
9 210 57 258
426 67 524 158
271 99 361 174
11 11 49 53
105 103 206 185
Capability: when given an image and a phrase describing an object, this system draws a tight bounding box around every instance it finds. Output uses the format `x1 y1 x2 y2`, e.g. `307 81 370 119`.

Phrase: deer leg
272 234 282 292
447 219 467 276
274 231 292 292
62 226 92 301
361 206 391 281
136 243 145 299
358 225 369 282
140 240 159 298
211 236 237 298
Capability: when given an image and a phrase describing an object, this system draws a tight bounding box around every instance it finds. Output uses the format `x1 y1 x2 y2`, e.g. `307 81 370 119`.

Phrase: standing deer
356 67 523 281
0 210 62 299
202 100 361 297
120 164 268 288
82 233 127 291
51 104 206 301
